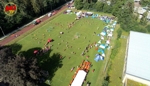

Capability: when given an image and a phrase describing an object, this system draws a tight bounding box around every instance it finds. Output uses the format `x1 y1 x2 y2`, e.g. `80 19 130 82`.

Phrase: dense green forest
0 0 70 37
74 0 150 33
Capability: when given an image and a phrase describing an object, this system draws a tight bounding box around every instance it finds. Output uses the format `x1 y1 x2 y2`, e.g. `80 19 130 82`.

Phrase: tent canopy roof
71 70 87 86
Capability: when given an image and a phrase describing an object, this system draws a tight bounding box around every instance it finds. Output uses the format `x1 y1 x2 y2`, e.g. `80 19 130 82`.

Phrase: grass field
108 30 128 86
10 11 117 86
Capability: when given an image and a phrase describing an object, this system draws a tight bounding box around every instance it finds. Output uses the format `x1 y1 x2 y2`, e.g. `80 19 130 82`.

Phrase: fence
0 1 72 40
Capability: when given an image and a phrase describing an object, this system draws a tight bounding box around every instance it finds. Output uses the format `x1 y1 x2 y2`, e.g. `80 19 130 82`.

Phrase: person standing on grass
86 56 89 59
47 38 52 45
60 56 62 59
71 67 74 72
69 57 71 59
92 69 95 72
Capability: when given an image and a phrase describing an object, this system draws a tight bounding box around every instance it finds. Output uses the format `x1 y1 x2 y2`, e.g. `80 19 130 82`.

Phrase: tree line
0 0 70 37
75 0 150 33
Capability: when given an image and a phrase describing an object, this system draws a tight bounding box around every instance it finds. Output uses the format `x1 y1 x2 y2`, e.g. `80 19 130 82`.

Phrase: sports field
10 12 116 86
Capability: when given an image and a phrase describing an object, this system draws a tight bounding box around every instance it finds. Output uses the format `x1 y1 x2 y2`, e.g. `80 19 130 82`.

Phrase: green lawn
9 11 117 86
127 79 147 86
108 30 129 86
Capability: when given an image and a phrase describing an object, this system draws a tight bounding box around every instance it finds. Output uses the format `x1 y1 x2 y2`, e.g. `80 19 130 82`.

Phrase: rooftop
126 31 150 81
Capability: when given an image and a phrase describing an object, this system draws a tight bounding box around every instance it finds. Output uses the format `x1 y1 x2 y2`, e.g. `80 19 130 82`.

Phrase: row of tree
74 0 150 33
0 0 70 37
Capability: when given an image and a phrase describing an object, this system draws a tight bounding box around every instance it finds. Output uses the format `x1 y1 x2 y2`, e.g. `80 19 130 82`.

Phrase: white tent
106 40 110 44
101 36 104 40
95 44 99 47
71 70 87 86
108 33 112 37
86 12 93 15
102 53 105 57
110 28 114 31
66 10 72 13
98 40 101 44
76 11 82 17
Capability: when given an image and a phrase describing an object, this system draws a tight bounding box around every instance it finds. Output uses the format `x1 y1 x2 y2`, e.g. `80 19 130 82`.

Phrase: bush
102 80 109 86
146 25 150 33
102 76 110 86
117 29 122 39
110 40 121 59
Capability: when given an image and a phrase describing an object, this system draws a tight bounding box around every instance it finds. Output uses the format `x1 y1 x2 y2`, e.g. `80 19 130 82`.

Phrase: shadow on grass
39 51 63 86
18 47 63 86
9 43 22 54
18 47 42 58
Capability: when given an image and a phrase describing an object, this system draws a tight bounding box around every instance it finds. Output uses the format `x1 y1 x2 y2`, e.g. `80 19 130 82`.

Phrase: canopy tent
99 44 106 49
112 21 117 26
100 32 106 36
94 54 104 62
76 11 82 17
102 53 105 57
105 43 109 48
98 49 104 54
101 36 104 40
86 12 93 15
98 40 101 44
108 33 113 37
71 70 87 86
106 40 110 44
97 34 100 36
106 30 110 34
92 14 96 18
110 28 114 31
106 18 110 23
103 27 108 32
95 44 99 47
66 10 72 13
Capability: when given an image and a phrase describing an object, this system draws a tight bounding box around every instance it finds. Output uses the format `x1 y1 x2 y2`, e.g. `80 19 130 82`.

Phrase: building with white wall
122 31 150 86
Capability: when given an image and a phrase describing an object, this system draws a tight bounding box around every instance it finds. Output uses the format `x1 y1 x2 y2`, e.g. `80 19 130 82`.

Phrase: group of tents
94 21 117 62
63 10 118 62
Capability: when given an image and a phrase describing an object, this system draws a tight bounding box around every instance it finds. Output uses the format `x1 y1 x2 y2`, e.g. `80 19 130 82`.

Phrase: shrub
146 25 150 33
117 29 122 39
110 40 121 59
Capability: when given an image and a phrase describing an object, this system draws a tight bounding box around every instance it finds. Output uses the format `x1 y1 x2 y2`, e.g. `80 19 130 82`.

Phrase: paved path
0 4 68 46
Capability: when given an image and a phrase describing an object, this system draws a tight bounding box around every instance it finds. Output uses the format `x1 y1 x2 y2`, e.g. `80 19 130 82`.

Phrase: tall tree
0 46 44 86
140 0 150 6
0 0 70 37
95 2 105 12
74 0 84 10
140 11 148 25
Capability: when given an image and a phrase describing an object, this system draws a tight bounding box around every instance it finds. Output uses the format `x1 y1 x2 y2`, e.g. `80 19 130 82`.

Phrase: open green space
10 11 117 86
127 79 147 86
108 30 128 86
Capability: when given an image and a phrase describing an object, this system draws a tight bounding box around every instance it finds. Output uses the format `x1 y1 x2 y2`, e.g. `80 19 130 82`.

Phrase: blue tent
92 14 96 18
97 34 100 36
94 54 104 62
98 49 104 54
